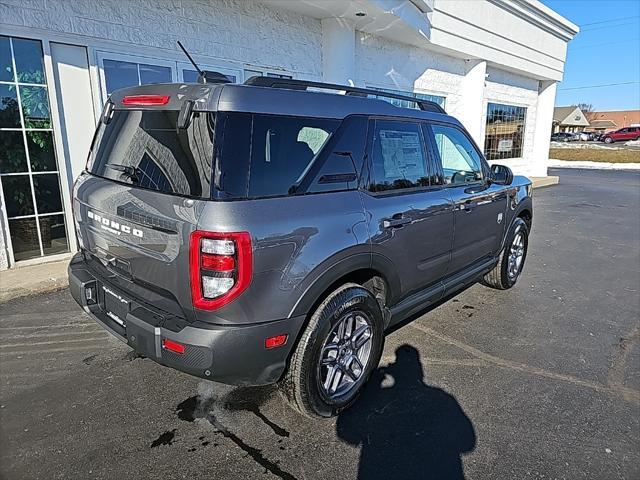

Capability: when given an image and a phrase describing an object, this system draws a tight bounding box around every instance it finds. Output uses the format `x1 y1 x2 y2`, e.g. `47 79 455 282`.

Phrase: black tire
281 283 384 418
604 136 613 144
482 218 529 290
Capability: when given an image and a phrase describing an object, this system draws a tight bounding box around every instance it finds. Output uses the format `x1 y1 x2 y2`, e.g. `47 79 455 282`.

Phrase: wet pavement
1 168 639 479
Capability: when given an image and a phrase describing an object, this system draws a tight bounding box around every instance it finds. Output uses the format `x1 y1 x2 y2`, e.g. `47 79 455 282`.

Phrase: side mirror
490 164 513 185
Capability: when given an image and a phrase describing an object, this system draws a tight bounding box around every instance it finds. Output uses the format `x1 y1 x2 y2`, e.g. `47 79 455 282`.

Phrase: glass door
0 35 69 263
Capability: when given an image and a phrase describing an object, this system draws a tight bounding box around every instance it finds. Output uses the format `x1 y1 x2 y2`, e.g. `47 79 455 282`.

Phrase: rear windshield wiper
105 163 140 183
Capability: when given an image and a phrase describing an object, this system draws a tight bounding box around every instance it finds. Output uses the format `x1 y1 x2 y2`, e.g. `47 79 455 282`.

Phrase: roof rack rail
243 76 446 114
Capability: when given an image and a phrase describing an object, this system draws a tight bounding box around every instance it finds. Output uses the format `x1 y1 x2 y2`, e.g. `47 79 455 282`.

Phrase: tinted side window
431 124 483 185
307 116 367 194
248 115 339 198
368 120 429 192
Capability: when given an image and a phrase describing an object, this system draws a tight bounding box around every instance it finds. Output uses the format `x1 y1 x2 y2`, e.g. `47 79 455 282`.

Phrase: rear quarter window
249 114 339 197
214 113 340 199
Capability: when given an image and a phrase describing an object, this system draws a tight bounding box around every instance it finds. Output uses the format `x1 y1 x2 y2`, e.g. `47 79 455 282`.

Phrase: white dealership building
0 0 577 269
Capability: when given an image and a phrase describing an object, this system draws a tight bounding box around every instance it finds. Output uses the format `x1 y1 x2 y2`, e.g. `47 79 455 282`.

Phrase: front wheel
483 218 529 290
281 283 384 418
604 137 613 144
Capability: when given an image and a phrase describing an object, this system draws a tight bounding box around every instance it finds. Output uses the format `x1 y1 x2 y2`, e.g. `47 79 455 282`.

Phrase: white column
50 43 97 187
530 80 557 177
457 59 486 145
321 18 356 85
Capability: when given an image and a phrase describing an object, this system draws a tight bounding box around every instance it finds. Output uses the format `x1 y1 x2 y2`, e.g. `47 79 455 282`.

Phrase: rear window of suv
88 110 214 199
214 113 340 199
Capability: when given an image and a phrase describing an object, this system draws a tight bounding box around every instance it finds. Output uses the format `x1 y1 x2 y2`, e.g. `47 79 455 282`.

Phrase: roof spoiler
244 76 446 114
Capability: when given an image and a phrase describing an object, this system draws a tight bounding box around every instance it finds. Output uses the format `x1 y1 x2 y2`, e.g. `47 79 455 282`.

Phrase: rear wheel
482 218 529 290
281 283 384 418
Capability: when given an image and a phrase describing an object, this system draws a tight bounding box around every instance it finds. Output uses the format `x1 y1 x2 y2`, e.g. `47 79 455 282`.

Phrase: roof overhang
261 0 435 48
260 0 579 81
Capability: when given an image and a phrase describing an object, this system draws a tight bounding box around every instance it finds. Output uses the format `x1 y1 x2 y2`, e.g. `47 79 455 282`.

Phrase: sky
541 0 640 111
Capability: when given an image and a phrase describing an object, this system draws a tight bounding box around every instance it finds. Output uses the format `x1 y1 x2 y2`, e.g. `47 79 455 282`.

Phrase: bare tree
577 103 593 114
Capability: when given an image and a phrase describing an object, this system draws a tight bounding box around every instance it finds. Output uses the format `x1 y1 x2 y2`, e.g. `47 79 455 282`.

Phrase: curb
0 259 69 303
531 176 559 189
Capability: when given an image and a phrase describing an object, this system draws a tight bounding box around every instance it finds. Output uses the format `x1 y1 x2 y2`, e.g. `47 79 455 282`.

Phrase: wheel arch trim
288 252 401 319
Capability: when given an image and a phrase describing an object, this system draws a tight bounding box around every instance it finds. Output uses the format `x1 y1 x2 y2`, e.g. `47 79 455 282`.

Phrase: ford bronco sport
69 75 532 418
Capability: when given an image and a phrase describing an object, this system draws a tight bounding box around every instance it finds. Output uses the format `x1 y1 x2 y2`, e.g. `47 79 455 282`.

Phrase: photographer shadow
337 345 476 480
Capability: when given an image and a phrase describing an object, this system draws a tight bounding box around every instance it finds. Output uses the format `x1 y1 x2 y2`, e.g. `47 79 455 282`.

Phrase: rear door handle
383 217 411 228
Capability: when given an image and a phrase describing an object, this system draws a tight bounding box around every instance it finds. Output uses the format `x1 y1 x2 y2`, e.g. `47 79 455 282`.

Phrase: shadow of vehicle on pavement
337 345 476 480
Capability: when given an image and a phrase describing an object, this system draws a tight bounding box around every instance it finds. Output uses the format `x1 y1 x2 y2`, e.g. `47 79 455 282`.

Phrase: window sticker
379 130 426 180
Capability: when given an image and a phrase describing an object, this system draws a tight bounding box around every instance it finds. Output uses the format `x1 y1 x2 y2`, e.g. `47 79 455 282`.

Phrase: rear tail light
121 94 170 106
190 231 252 310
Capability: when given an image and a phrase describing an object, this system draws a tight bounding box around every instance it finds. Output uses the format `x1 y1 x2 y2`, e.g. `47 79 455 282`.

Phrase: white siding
2 0 323 78
355 32 466 114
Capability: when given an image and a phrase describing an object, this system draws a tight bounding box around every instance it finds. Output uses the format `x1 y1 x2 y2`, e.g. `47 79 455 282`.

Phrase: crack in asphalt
411 322 640 404
607 324 640 396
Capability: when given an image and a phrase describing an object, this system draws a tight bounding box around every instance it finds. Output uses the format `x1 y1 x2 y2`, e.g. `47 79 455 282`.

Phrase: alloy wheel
317 311 373 400
507 230 526 280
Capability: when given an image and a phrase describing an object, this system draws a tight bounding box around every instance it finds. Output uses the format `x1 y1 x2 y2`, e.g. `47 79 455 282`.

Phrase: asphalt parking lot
1 168 639 480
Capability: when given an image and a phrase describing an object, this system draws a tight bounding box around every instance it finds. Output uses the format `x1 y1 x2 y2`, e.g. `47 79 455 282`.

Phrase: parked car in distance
551 132 575 142
576 132 590 141
68 75 533 418
587 131 602 141
601 126 640 143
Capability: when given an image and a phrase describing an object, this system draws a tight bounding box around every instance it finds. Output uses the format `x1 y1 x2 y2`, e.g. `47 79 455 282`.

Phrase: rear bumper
68 253 305 385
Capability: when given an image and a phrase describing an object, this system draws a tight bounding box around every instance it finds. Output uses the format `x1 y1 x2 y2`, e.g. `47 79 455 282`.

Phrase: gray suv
69 76 532 418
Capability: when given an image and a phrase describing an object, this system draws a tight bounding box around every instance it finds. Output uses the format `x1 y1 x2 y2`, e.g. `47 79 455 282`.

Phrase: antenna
177 41 203 76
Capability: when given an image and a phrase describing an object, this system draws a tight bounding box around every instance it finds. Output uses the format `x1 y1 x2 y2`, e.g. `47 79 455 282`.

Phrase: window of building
102 58 173 95
431 124 483 185
0 35 69 263
484 102 527 160
179 62 240 84
244 68 293 80
369 87 446 110
368 120 430 192
98 53 243 101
